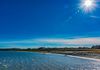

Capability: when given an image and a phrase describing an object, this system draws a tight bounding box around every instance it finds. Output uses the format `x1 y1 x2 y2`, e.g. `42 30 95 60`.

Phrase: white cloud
35 37 100 45
0 40 34 44
0 37 100 47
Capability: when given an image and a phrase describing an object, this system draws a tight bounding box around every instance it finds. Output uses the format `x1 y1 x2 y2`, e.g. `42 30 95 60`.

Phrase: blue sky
0 0 100 48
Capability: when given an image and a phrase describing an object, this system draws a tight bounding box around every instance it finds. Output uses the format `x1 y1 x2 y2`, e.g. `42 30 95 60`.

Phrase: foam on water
67 55 100 62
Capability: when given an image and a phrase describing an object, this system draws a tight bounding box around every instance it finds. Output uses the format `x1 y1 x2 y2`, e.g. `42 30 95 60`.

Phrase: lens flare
80 0 97 12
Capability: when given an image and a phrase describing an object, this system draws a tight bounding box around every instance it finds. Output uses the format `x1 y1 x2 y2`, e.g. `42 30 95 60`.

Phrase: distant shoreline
0 48 100 59
0 50 100 61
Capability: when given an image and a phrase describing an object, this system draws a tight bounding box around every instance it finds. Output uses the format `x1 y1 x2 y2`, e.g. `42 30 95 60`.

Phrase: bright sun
84 0 93 8
80 0 96 12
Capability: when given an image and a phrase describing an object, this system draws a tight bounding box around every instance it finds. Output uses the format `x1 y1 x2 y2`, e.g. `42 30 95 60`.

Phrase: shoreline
67 55 100 61
39 51 100 61
40 51 100 61
0 50 100 61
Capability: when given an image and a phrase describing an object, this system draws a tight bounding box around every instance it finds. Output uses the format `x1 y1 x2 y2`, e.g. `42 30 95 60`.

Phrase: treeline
91 45 100 49
0 48 38 51
0 45 100 51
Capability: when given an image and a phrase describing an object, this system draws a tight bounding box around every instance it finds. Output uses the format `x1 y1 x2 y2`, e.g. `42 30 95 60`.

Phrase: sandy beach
67 55 100 61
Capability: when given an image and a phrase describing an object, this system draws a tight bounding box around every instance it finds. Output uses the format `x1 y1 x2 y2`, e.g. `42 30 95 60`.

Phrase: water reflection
0 51 100 70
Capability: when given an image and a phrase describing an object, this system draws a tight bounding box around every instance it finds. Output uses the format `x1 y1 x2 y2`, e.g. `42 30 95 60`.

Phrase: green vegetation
0 45 100 59
0 45 100 54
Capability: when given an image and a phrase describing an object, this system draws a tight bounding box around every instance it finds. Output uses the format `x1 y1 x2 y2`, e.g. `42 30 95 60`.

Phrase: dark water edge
0 51 100 70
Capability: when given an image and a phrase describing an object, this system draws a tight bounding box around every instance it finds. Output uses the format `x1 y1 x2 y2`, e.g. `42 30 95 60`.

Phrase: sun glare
80 0 97 12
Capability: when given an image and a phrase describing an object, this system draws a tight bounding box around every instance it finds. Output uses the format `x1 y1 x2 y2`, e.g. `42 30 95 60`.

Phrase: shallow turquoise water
0 51 100 70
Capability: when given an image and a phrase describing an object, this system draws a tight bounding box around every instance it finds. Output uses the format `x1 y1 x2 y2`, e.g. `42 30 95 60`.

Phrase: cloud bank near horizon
0 37 100 48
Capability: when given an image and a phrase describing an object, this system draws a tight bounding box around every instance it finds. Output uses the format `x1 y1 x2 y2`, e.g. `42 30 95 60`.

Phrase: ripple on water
0 51 100 70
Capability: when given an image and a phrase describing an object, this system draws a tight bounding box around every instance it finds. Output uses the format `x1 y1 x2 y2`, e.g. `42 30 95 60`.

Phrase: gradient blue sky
0 0 100 48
